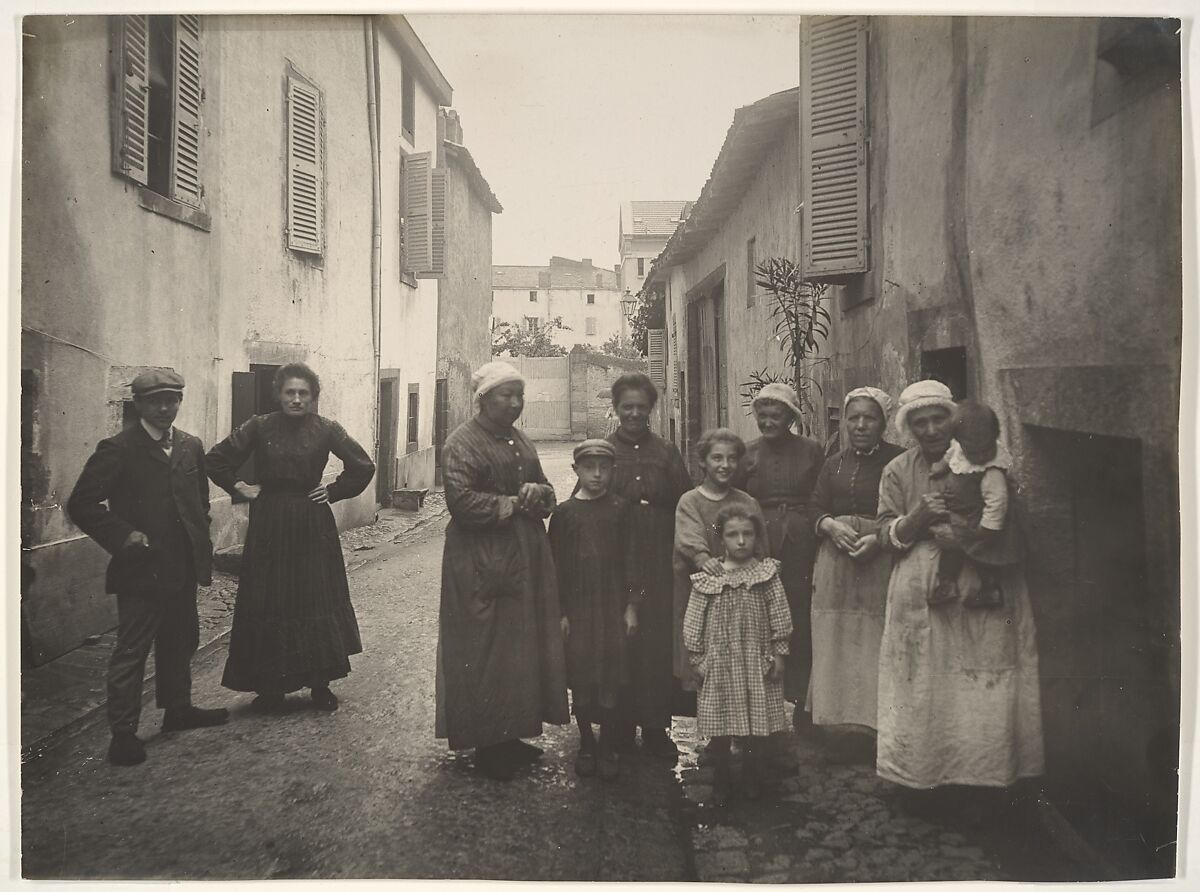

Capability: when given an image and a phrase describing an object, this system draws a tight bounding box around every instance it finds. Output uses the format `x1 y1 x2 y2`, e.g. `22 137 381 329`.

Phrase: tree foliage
491 316 571 358
738 258 832 434
630 286 665 355
599 331 643 360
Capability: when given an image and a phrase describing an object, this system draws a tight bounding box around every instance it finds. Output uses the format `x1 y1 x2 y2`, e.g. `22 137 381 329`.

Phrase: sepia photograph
14 4 1187 884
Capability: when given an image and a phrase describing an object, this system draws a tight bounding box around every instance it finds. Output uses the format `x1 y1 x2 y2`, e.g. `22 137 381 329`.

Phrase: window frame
401 66 416 144
110 14 211 231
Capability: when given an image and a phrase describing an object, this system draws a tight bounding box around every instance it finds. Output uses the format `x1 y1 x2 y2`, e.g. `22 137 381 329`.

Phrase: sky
408 14 800 268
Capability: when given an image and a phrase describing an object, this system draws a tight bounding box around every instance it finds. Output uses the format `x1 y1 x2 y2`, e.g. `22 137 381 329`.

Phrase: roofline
444 141 503 214
645 87 798 288
379 16 453 107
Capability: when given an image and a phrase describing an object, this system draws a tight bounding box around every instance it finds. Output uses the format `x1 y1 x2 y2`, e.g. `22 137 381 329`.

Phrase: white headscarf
472 360 525 403
893 379 957 435
751 382 805 425
843 386 893 420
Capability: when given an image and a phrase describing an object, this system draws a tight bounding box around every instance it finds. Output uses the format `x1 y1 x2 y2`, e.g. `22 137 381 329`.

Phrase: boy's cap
573 439 615 462
131 369 185 397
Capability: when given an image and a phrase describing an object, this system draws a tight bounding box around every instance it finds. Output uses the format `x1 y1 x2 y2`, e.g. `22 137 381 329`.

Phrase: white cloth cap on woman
472 360 525 401
751 382 804 423
893 379 956 435
843 386 893 419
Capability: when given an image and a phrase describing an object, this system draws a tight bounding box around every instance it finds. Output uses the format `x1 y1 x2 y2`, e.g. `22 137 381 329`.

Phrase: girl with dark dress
206 363 374 713
605 373 693 760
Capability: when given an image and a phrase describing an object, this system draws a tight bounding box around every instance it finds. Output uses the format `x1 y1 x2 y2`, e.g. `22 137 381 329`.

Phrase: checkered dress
684 558 792 738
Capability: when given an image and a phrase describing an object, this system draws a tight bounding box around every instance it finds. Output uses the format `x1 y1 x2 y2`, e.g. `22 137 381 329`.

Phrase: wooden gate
504 355 571 439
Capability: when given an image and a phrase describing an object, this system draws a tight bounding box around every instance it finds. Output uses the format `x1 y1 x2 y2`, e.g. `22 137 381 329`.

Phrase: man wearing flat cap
68 369 228 766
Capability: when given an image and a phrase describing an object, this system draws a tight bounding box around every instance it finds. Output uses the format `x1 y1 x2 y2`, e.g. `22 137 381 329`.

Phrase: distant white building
618 201 692 296
492 256 623 351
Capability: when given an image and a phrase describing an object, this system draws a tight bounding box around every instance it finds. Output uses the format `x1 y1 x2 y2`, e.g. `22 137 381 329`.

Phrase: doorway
377 379 396 505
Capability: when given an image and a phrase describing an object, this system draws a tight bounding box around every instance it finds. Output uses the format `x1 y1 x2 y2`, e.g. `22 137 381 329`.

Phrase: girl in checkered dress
684 503 792 806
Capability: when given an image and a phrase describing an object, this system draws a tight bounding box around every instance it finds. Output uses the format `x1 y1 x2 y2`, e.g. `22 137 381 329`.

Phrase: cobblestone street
22 442 1090 881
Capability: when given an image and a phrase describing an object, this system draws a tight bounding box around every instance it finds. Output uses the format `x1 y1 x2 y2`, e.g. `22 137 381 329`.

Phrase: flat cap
573 438 615 462
131 369 185 397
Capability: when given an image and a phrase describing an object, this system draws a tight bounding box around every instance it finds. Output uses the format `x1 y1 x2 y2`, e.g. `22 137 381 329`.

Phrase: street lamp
619 290 638 345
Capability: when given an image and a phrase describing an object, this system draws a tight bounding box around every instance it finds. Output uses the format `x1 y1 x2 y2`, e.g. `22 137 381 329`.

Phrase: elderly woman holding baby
875 379 1043 812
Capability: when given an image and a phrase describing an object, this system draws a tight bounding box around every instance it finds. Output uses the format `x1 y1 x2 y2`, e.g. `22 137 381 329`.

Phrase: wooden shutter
404 152 434 273
111 15 150 186
648 328 667 391
429 168 447 276
800 15 869 278
169 15 203 208
286 75 324 255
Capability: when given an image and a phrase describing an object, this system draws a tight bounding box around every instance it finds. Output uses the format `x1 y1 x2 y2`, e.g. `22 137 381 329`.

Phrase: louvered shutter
404 151 433 273
111 15 150 186
800 16 869 278
429 168 447 276
647 329 667 391
286 75 324 255
169 15 203 207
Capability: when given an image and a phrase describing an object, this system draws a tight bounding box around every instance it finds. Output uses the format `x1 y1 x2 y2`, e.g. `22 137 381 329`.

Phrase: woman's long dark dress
435 415 569 751
207 412 375 694
733 433 825 703
606 427 694 727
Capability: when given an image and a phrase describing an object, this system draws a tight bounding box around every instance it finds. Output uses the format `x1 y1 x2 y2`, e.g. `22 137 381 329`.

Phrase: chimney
581 258 592 268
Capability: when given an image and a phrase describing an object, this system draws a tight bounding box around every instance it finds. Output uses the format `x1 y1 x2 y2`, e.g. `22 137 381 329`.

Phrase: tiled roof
621 201 692 238
646 87 799 284
493 266 543 289
493 258 619 291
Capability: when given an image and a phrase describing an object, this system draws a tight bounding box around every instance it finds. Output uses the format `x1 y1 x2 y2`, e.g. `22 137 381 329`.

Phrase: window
111 15 208 228
529 291 538 302
800 15 869 278
525 316 538 332
746 237 757 308
921 347 970 400
637 257 645 276
286 70 325 255
647 329 667 390
402 151 442 276
586 294 595 305
406 384 420 452
401 67 415 143
586 317 597 336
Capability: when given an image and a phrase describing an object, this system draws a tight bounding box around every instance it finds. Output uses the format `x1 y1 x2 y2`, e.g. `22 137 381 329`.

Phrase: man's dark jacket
67 424 214 594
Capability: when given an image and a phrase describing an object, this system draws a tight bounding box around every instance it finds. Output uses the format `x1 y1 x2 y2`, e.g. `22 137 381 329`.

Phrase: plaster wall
21 15 380 660
438 156 495 436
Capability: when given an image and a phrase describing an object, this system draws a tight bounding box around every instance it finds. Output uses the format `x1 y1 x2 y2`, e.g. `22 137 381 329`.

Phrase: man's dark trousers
67 424 214 735
107 523 200 734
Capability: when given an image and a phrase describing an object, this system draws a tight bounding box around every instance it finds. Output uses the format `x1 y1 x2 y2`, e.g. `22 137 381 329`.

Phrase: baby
928 400 1021 609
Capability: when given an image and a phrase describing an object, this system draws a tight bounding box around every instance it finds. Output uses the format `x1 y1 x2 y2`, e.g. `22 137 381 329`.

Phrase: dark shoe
502 738 544 763
792 706 817 736
475 745 518 781
162 705 230 732
108 732 146 766
928 579 959 606
598 750 620 783
574 747 598 777
641 728 679 761
310 686 338 712
251 693 287 714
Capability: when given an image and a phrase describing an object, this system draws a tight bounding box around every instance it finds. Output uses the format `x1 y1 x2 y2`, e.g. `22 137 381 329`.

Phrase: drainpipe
364 17 382 502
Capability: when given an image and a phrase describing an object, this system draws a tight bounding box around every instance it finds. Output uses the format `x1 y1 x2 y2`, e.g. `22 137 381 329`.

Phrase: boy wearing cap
67 370 228 766
548 438 641 781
